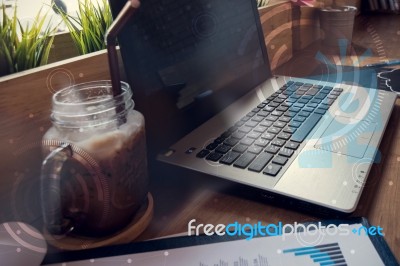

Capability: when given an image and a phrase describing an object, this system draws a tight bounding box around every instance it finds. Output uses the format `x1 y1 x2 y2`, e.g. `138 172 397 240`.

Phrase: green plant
257 0 270 7
0 5 56 76
58 0 113 55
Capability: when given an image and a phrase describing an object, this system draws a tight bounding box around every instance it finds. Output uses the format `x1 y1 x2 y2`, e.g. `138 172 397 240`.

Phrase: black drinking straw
105 0 140 98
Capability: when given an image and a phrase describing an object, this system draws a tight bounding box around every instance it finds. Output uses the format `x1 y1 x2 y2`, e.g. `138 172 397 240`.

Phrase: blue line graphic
283 243 347 266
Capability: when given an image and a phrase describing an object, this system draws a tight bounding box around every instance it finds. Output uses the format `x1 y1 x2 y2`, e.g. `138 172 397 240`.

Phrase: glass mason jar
41 80 148 237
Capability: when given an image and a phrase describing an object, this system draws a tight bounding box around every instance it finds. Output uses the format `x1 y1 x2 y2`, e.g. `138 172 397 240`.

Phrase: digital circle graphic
10 139 110 244
46 68 75 94
0 222 47 266
192 13 218 39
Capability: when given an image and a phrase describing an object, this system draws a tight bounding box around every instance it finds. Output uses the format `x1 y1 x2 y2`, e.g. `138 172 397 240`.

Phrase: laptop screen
109 0 272 153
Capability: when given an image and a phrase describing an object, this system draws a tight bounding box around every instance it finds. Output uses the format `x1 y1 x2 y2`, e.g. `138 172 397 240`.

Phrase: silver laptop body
158 76 395 213
109 0 397 214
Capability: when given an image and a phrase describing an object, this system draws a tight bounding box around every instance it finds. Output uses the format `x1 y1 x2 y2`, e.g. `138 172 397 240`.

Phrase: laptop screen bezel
108 0 273 156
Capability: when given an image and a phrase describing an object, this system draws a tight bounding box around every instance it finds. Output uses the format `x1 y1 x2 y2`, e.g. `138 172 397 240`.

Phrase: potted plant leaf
56 0 113 55
257 0 270 7
0 5 56 77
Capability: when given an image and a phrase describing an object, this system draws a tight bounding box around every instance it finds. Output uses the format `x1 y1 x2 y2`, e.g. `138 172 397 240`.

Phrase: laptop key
288 121 301 128
273 98 285 104
319 103 329 110
293 116 306 123
293 102 305 108
314 108 326 115
306 88 319 96
233 144 248 153
246 111 256 117
239 126 252 133
263 163 282 176
257 111 269 117
220 131 232 138
298 98 309 104
265 145 280 154
245 121 258 128
254 126 267 133
271 139 286 147
206 142 218 150
311 98 321 104
241 116 250 122
273 155 288 165
277 106 288 112
247 132 261 139
196 149 210 158
254 138 269 148
291 113 322 143
327 95 337 100
248 152 274 172
303 107 314 113
266 115 279 122
277 132 291 140
261 132 275 140
232 131 246 139
283 126 297 134
233 152 256 169
215 144 231 154
298 111 311 117
279 116 291 123
214 137 225 144
269 102 279 108
251 116 264 122
235 121 245 127
324 98 335 106
247 145 263 154
284 111 297 118
260 118 272 125
271 110 283 116
279 148 294 157
224 138 240 146
206 152 223 162
285 141 300 150
220 151 241 165
273 121 286 128
267 127 281 134
263 106 275 112
241 138 255 146
289 106 301 112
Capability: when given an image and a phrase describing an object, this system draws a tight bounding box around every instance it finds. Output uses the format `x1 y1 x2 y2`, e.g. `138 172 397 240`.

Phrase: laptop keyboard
195 81 343 176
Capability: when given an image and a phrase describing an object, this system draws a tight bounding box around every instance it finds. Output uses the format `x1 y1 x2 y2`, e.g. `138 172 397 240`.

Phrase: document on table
45 223 394 266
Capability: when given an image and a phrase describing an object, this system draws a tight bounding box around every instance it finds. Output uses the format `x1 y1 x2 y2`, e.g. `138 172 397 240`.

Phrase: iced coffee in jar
41 80 148 237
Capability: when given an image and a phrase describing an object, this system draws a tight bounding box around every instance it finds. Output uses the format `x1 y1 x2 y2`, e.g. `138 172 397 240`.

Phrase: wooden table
138 14 400 261
0 10 398 263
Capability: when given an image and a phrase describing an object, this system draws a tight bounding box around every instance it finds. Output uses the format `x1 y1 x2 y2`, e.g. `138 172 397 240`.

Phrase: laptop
109 0 396 215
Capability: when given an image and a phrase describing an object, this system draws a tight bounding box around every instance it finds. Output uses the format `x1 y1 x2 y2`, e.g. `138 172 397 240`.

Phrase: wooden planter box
48 31 80 64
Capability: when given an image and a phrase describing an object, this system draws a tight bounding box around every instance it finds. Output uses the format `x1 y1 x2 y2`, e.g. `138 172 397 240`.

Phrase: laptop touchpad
314 116 376 158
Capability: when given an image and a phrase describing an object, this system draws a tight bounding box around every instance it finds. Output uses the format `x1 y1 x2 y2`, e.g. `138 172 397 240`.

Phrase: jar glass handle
40 143 74 235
